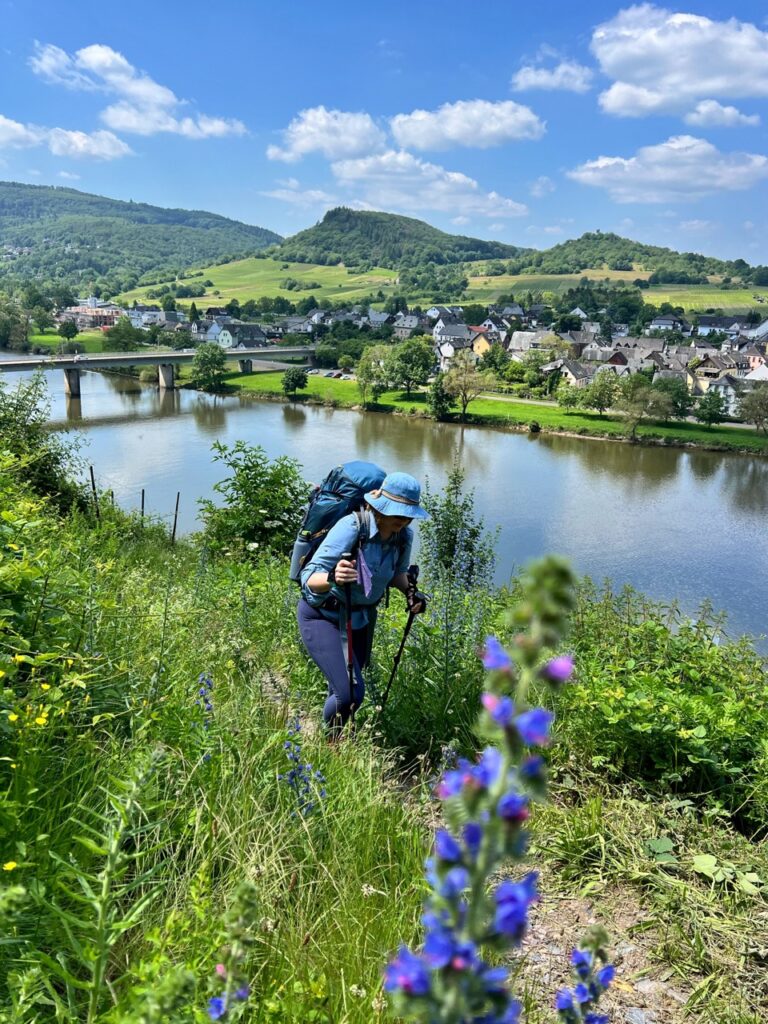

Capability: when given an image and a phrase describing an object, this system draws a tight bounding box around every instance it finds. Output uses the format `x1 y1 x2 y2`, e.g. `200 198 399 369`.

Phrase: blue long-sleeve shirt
300 511 413 628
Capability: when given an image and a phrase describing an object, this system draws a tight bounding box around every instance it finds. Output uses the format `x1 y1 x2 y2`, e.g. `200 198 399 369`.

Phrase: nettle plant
385 557 615 1024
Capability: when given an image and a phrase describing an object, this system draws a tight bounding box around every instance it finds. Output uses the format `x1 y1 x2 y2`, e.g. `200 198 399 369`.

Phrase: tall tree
581 372 617 417
356 345 390 407
617 384 674 440
385 338 434 398
696 389 727 428
189 301 200 323
426 371 455 421
57 321 79 342
738 383 768 434
444 351 489 421
192 343 227 391
282 367 308 397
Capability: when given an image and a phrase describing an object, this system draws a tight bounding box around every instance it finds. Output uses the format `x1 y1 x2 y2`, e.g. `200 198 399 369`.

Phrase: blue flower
475 747 503 788
384 947 431 996
520 755 546 781
208 996 226 1020
481 637 512 672
424 927 453 968
596 964 615 988
479 965 508 993
493 871 538 943
481 692 515 726
571 948 593 979
584 1015 609 1024
462 822 483 859
434 829 462 863
514 708 554 747
540 654 574 684
497 791 530 823
235 986 250 1000
574 983 591 1003
439 866 469 899
555 989 574 1011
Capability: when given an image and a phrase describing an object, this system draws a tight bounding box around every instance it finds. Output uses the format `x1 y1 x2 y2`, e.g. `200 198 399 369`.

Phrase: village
52 292 768 419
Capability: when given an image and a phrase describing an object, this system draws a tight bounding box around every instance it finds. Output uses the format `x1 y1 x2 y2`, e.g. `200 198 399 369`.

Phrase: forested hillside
0 181 282 295
276 207 526 269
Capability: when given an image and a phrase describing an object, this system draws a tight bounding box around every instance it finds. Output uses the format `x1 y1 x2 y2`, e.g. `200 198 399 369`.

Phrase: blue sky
2 0 768 262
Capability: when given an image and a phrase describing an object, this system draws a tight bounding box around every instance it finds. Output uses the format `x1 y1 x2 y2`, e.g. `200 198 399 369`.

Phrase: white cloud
488 223 504 232
568 134 768 202
0 112 131 160
512 60 594 93
58 170 81 180
679 219 713 231
390 99 544 150
684 100 760 128
261 182 337 207
267 106 386 162
0 114 45 148
527 224 564 235
330 149 528 218
451 215 470 226
48 128 131 160
530 175 555 197
592 6 768 116
30 41 245 139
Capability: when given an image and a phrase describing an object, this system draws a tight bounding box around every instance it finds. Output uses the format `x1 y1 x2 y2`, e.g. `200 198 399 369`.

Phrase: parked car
331 371 343 378
307 368 320 374
324 371 336 377
341 374 354 380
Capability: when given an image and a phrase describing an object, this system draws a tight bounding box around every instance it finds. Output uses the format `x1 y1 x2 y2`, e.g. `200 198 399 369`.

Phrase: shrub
198 441 309 557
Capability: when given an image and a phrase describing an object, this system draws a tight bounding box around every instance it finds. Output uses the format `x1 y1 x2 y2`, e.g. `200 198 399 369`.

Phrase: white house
434 321 472 346
744 318 768 342
436 337 476 371
217 323 268 348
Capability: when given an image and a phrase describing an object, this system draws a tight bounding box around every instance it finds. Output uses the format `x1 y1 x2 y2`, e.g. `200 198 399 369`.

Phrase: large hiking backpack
289 460 386 584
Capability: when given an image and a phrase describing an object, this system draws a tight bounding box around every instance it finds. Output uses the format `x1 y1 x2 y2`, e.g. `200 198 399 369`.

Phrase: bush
198 441 309 557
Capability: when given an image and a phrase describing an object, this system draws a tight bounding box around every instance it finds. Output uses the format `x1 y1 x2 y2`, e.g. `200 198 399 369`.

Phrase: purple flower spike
541 654 575 684
423 926 454 968
434 829 462 864
520 754 546 781
440 866 470 899
474 747 503 788
208 996 226 1020
384 947 431 996
493 871 538 943
481 636 512 672
514 707 554 747
482 692 515 726
574 983 591 1004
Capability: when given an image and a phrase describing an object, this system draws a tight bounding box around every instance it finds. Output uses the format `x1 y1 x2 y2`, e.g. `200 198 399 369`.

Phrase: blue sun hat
365 471 429 520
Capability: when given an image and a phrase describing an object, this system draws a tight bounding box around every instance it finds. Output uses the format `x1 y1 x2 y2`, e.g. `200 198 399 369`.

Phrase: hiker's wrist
307 572 332 594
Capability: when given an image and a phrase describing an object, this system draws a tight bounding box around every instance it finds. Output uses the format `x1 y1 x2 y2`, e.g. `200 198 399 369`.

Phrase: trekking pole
340 551 356 723
381 565 420 712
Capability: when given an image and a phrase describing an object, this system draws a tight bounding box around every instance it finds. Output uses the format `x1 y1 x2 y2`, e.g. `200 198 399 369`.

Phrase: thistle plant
384 557 614 1024
279 717 326 816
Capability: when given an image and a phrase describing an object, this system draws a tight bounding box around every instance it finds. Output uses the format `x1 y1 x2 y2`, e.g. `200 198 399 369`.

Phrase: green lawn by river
224 370 768 453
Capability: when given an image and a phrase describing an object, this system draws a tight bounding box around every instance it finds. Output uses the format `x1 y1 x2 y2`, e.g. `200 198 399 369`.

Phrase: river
6 366 768 643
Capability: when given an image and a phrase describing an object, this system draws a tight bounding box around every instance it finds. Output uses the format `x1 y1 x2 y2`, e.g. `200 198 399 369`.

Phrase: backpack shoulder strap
352 509 369 554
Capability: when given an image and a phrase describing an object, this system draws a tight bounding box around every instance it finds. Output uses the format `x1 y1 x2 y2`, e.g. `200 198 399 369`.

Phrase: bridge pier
158 363 175 389
238 359 253 374
63 367 81 397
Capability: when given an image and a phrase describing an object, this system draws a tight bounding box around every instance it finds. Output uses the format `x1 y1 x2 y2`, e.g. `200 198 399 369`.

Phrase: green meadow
118 257 768 313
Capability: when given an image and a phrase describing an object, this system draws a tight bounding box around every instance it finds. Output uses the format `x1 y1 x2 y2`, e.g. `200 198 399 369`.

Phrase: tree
386 338 434 397
171 328 193 351
599 315 613 343
480 343 510 375
225 298 241 318
581 372 617 417
462 304 487 325
738 383 768 433
104 317 145 352
356 345 390 406
58 321 78 342
338 354 354 372
695 389 727 428
444 351 489 421
426 371 455 421
616 383 674 440
32 307 54 334
193 342 227 391
552 314 582 333
282 367 308 397
161 294 177 311
557 383 581 413
652 377 693 420
189 301 200 323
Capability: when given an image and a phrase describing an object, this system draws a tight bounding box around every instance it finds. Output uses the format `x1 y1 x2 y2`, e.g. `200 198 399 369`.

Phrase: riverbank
2 434 766 1024
196 369 768 456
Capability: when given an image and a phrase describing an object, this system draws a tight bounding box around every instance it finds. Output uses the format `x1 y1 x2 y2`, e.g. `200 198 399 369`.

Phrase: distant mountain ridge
0 181 282 293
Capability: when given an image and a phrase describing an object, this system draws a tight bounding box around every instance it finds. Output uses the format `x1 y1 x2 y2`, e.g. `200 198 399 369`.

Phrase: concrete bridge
0 345 315 396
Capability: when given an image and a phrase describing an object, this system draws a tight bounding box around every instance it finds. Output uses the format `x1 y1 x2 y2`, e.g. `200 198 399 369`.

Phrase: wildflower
208 996 226 1020
280 717 326 816
349 984 367 998
462 822 483 859
3 862 18 871
41 683 50 691
434 829 462 864
7 713 18 723
384 947 431 996
514 707 554 747
493 872 538 943
34 716 47 726
540 654 575 685
481 636 512 672
482 692 515 726
497 791 530 823
571 949 592 979
215 963 227 978
596 965 615 988
235 985 250 1000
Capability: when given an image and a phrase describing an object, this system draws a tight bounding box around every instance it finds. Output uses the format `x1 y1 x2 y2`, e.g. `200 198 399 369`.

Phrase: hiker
298 471 429 735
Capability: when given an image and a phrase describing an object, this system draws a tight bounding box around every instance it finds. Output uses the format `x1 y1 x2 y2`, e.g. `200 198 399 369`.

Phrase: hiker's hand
333 558 358 585
407 589 428 615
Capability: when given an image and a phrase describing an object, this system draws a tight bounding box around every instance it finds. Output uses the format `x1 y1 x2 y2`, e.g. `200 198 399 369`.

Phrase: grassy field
28 330 106 353
117 257 768 313
221 371 768 453
119 258 399 306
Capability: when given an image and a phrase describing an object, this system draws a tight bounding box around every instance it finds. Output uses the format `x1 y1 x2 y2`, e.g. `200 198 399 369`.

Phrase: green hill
276 207 526 269
0 181 282 295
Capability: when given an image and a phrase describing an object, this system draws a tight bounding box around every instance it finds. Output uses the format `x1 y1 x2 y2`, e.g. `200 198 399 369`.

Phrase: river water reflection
11 367 768 643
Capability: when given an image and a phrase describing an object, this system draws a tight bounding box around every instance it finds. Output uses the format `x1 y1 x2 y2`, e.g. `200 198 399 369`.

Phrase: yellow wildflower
34 716 47 726
13 654 24 663
41 683 50 691
2 862 17 871
7 713 18 723
7 543 19 551
0 670 5 679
